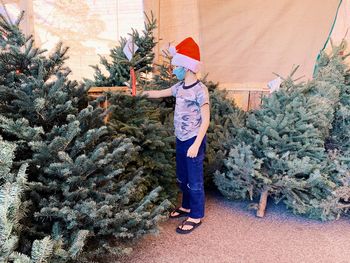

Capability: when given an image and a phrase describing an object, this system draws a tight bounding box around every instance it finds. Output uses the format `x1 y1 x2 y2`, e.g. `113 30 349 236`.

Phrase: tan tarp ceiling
145 0 343 90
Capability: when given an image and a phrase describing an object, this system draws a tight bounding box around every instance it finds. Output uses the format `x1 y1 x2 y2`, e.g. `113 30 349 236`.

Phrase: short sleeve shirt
171 80 210 141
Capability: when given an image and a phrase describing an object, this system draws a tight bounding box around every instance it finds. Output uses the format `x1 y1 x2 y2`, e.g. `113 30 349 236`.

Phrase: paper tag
123 38 139 61
267 77 282 93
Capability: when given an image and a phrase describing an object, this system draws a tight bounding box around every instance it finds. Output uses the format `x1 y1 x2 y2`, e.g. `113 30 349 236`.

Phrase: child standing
142 37 210 234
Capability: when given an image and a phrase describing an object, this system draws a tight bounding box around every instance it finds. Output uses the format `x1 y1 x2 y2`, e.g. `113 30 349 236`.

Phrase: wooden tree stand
88 86 130 123
256 189 269 218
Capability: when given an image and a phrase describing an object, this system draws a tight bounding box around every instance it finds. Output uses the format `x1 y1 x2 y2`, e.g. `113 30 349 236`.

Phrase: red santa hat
168 37 201 73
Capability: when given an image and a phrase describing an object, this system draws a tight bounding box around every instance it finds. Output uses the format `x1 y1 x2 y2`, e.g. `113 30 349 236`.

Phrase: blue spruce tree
215 43 350 220
0 11 172 261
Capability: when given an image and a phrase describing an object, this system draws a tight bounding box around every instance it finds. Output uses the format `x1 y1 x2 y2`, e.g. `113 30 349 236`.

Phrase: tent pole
313 0 343 77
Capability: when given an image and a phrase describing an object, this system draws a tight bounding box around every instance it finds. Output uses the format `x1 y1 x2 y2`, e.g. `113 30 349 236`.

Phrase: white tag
267 77 282 93
123 38 139 61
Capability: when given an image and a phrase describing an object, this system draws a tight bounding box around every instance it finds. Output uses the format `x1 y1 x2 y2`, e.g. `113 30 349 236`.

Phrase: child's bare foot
170 207 190 217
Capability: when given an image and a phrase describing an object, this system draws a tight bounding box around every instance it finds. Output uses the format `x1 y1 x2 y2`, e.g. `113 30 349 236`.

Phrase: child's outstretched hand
187 143 200 158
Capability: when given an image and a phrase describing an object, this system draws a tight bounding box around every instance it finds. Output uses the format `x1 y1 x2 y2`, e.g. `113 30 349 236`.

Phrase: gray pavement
119 189 350 263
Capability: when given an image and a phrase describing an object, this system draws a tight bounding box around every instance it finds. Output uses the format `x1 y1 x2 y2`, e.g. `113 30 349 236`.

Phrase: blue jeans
176 135 206 219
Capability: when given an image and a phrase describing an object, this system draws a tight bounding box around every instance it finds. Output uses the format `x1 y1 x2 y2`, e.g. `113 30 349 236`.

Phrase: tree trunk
256 189 268 218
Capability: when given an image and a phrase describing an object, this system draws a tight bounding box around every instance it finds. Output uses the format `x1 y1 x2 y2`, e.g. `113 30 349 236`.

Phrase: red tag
130 67 136 96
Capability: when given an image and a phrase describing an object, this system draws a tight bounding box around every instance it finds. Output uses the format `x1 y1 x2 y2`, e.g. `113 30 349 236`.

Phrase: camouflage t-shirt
171 80 210 141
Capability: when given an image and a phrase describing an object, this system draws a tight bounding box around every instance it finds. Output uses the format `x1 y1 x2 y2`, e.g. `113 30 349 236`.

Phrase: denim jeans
176 135 206 219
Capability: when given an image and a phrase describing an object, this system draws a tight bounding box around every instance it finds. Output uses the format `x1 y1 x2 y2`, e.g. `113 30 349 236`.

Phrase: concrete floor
119 189 350 263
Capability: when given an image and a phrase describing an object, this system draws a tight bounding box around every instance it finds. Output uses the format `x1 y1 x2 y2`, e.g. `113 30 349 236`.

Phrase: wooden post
256 189 269 218
88 86 130 123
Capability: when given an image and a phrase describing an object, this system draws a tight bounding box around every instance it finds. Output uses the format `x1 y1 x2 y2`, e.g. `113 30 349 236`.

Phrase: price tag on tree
123 38 139 61
267 77 282 94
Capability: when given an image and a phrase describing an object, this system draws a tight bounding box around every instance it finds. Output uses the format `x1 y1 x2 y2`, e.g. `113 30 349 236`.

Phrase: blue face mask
173 67 186 80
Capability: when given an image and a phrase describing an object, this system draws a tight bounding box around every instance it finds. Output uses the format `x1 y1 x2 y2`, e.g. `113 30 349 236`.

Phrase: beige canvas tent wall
144 0 348 109
324 0 350 57
2 0 349 110
0 0 145 81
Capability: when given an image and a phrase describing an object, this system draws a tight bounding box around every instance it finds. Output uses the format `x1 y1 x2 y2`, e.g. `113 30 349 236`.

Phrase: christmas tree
0 137 83 263
215 43 350 220
327 41 350 152
204 80 246 187
0 11 172 261
87 15 179 208
89 6 246 189
88 18 180 206
107 93 178 204
87 13 157 87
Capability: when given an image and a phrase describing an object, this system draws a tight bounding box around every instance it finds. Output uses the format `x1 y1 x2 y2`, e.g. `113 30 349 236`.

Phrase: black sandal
176 219 202 234
169 207 190 218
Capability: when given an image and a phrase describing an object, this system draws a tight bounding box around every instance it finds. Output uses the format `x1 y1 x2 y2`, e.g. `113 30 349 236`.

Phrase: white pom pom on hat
168 37 201 73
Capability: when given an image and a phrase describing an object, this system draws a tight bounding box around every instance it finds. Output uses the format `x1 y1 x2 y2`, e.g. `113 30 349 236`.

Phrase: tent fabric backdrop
325 0 350 59
146 0 341 90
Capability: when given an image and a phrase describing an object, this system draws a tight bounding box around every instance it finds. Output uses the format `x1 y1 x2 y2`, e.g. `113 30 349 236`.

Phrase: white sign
267 77 282 93
123 38 139 61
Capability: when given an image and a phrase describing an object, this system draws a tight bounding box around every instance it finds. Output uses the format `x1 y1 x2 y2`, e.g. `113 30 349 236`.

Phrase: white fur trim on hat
171 53 201 73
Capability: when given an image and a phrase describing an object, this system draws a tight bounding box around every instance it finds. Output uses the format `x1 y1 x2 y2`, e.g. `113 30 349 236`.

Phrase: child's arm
141 88 172 99
187 103 210 158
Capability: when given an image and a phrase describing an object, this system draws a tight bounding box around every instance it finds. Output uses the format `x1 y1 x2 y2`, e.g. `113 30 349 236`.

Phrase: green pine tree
215 44 350 220
0 11 172 261
87 12 157 87
327 41 350 152
204 80 246 187
0 137 56 263
107 93 177 204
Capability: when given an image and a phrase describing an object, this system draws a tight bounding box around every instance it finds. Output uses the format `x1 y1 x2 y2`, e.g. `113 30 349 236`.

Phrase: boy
142 37 210 234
